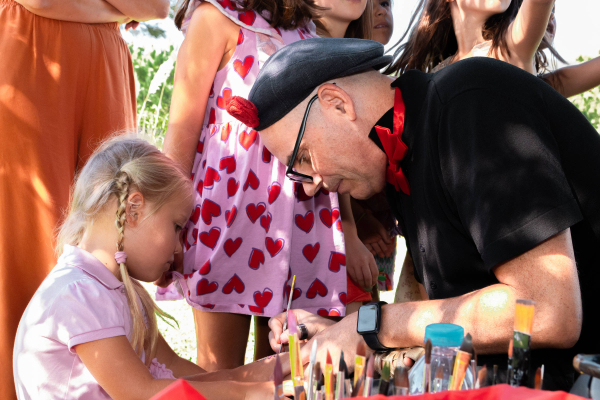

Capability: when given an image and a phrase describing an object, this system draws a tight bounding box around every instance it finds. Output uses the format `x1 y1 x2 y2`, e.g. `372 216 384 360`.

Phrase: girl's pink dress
168 0 347 318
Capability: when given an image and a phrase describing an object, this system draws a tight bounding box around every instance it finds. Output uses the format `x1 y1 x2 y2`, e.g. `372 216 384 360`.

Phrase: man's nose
302 175 323 197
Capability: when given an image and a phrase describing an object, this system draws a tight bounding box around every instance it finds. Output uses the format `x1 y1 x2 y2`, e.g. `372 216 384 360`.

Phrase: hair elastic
115 251 127 264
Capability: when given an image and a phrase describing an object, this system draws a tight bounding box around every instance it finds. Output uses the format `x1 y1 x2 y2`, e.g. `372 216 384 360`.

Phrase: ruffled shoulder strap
181 0 273 36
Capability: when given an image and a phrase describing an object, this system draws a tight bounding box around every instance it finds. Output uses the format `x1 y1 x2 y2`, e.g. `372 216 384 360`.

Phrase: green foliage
570 53 600 131
129 44 177 148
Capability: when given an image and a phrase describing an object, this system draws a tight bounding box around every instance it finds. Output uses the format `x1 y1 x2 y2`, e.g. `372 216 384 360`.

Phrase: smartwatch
357 301 392 352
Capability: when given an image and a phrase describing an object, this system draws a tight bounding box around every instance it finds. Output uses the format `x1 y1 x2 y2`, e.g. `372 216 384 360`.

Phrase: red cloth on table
149 380 207 400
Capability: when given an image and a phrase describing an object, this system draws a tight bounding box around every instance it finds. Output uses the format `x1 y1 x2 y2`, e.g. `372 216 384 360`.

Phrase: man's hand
356 210 395 258
268 309 336 352
345 233 379 290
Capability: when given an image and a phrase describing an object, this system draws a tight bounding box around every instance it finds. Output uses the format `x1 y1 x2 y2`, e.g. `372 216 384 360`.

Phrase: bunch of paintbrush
449 333 473 390
508 299 535 387
334 352 348 399
362 355 375 397
288 310 306 399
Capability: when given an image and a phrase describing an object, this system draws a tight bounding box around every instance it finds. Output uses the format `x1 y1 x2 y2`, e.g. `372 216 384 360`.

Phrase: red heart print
336 220 343 232
233 56 254 79
192 228 198 244
237 29 244 45
265 237 284 257
197 279 218 295
207 108 216 127
183 228 190 250
219 156 236 174
267 182 281 204
225 206 237 228
191 172 194 181
217 0 235 10
224 237 242 257
262 146 272 163
307 279 328 299
260 212 272 233
210 126 217 137
197 139 204 154
338 292 347 305
222 274 245 294
319 208 340 228
253 288 273 307
243 169 260 191
274 27 282 36
328 252 346 272
202 160 207 169
199 259 211 275
204 167 220 189
294 182 312 201
298 29 306 40
220 122 232 142
302 243 320 263
199 227 220 249
239 304 245 308
239 129 257 150
248 248 265 269
209 83 214 98
238 11 256 26
216 88 232 109
248 305 264 313
317 308 341 317
189 206 200 224
295 211 314 233
196 180 203 197
227 178 239 198
201 199 221 225
246 202 266 223
284 285 302 301
201 304 215 309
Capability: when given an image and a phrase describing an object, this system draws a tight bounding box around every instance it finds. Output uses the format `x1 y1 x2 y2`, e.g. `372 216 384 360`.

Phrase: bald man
226 38 600 391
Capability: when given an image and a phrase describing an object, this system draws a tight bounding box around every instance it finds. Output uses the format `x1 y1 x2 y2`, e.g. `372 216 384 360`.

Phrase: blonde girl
13 137 273 399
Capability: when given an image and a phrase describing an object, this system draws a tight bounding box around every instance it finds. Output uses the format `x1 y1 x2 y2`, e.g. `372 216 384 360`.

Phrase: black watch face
357 304 379 334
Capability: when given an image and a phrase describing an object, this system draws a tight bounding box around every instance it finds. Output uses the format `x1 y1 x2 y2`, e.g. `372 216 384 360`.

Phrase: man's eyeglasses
285 94 319 183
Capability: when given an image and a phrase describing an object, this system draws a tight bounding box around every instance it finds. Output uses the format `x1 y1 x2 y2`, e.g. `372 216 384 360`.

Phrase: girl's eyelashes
380 0 390 7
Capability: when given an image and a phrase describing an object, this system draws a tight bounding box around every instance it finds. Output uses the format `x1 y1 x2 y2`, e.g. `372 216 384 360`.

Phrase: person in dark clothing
225 38 600 392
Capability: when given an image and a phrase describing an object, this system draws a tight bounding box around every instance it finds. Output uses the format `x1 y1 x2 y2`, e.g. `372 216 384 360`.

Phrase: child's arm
506 0 555 67
339 193 379 290
75 336 273 400
542 56 600 98
163 2 240 175
154 333 206 377
14 0 128 23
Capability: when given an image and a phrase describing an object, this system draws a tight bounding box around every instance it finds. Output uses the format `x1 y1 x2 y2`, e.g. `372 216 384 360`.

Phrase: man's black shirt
369 58 600 391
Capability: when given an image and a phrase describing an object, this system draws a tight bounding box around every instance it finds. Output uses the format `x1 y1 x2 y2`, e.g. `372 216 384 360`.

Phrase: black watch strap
362 332 392 352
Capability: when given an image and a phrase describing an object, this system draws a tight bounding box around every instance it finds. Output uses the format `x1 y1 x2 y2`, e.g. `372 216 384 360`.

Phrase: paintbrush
307 340 318 400
354 342 366 386
449 355 456 388
288 310 305 395
433 365 444 393
324 350 334 400
534 366 543 390
492 365 498 385
574 355 600 379
363 355 374 397
470 359 477 390
394 366 409 395
378 361 391 395
279 275 297 354
335 351 347 399
351 374 364 397
509 299 535 387
449 333 473 390
423 339 432 393
476 365 487 389
315 362 324 394
274 354 284 399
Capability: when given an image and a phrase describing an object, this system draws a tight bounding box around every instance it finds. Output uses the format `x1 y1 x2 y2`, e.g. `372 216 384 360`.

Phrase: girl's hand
268 309 336 352
356 210 394 258
345 232 379 290
154 251 183 288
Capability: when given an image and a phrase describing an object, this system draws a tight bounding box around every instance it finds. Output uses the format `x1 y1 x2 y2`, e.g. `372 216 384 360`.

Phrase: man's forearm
15 0 128 23
106 0 170 21
380 284 516 353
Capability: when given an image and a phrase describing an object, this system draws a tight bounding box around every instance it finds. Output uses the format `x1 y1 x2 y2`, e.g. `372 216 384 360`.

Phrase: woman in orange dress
0 1 169 398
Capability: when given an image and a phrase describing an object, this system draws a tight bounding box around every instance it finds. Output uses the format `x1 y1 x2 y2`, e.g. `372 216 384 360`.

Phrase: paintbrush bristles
366 355 374 378
339 351 347 375
288 310 298 335
460 333 473 354
514 299 535 334
356 341 366 358
425 339 432 364
326 350 332 365
381 361 391 381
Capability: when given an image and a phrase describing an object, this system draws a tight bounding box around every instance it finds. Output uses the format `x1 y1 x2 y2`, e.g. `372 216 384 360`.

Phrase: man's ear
317 83 357 122
125 192 145 228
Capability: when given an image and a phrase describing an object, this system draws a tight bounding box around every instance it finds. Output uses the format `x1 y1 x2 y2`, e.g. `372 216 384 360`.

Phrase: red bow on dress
374 87 410 195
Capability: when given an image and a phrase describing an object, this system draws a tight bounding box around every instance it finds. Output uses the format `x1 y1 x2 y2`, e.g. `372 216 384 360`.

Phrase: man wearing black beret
226 38 600 391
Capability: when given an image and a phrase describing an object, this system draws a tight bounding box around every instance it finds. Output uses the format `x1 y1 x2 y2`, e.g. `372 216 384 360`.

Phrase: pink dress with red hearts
171 0 347 318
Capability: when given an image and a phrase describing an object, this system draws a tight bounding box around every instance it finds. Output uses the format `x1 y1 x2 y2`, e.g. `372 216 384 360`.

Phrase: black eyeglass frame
285 94 319 183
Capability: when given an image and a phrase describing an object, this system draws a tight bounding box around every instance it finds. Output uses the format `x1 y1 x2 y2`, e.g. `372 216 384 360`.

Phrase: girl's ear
125 192 145 227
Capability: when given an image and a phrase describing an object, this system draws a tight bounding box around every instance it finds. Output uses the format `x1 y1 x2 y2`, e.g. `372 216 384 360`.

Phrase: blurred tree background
570 53 600 131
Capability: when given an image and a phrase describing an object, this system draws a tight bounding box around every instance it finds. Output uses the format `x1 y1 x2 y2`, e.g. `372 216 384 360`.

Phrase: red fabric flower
226 96 259 128
374 87 410 195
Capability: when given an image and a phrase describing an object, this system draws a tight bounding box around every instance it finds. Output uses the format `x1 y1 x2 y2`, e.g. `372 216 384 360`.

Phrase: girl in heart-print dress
163 0 347 368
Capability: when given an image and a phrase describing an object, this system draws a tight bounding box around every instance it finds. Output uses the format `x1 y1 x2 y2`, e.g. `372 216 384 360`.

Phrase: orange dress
0 1 136 398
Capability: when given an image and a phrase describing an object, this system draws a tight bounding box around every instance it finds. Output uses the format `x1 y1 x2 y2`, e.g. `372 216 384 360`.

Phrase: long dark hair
313 0 374 39
384 0 565 75
175 0 325 31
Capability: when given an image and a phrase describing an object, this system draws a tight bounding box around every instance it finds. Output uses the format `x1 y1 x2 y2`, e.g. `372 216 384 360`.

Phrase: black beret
227 38 392 131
